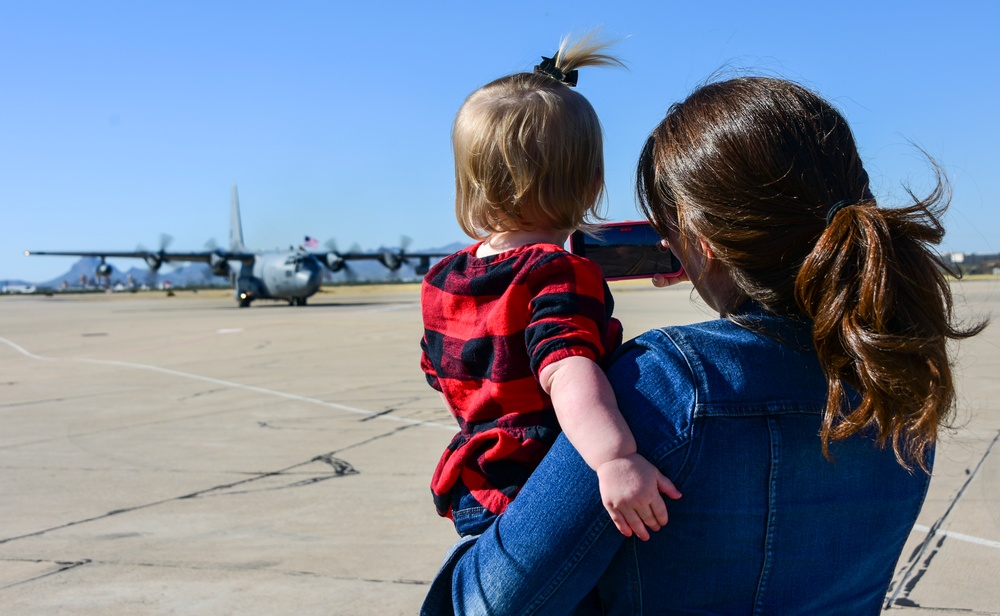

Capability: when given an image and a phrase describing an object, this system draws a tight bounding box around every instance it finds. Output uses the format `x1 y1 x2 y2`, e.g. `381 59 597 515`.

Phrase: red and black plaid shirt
420 242 622 519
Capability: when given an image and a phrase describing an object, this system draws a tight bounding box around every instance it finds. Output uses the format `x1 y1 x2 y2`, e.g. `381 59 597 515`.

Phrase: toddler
420 34 680 539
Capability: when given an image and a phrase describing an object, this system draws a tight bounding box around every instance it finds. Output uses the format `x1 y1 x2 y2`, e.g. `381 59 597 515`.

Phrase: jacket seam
753 415 781 614
648 327 699 487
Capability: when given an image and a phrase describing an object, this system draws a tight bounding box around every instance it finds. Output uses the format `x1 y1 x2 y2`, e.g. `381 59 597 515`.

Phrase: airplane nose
298 268 321 292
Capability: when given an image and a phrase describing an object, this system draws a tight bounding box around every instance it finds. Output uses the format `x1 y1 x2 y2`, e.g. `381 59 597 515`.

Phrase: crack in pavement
2 403 272 453
0 559 91 590
0 391 114 410
0 426 410 546
884 429 1000 610
204 455 359 496
0 557 429 588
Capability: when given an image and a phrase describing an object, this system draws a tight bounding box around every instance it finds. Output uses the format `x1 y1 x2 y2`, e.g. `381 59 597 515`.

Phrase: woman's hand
652 269 689 288
652 239 689 288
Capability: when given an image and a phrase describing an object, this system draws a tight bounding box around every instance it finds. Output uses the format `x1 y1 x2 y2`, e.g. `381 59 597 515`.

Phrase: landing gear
288 296 307 306
238 291 253 308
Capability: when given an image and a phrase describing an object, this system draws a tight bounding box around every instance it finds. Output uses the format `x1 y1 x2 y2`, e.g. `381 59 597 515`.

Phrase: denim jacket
422 309 932 615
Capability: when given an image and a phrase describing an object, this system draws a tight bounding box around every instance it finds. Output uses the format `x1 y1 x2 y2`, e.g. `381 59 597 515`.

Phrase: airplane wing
27 243 455 280
25 250 257 261
307 247 453 274
323 250 453 261
402 251 453 259
24 249 258 275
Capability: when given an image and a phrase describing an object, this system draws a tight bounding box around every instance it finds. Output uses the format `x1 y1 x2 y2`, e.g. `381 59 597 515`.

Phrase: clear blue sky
3 1 998 282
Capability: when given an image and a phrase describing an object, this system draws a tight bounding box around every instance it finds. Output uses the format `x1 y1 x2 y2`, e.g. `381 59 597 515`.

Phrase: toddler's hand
596 454 682 541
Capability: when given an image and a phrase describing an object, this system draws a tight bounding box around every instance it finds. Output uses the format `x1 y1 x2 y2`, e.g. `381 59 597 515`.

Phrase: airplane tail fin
230 183 246 251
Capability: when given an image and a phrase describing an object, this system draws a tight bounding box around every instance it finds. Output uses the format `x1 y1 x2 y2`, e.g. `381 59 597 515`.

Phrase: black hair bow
534 56 578 87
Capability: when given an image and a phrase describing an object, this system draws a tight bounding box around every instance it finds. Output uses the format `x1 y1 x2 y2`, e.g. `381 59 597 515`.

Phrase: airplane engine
378 251 402 271
144 254 164 271
95 262 112 278
324 253 345 272
209 251 230 276
415 256 431 276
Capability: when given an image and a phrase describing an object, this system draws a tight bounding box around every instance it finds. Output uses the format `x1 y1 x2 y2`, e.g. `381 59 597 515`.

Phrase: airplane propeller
95 257 112 279
203 239 231 277
394 236 432 275
322 239 346 271
134 233 173 287
323 239 357 280
138 233 174 271
377 236 412 272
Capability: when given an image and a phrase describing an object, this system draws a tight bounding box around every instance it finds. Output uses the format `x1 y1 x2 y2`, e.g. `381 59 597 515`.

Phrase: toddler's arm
540 355 682 540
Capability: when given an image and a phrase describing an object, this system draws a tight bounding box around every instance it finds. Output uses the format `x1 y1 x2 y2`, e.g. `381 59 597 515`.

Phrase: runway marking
0 337 51 361
912 525 1000 550
885 429 1000 608
0 335 454 432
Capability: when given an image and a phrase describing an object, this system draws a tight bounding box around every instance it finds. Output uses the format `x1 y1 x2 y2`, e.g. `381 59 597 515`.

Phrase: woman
421 76 985 615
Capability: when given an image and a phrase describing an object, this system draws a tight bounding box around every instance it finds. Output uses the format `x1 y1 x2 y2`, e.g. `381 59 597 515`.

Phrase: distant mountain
429 241 467 254
38 257 116 289
24 257 219 290
25 243 467 289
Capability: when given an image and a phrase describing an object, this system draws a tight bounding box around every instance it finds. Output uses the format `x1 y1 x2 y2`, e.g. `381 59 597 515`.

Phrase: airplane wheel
239 298 251 308
298 297 307 306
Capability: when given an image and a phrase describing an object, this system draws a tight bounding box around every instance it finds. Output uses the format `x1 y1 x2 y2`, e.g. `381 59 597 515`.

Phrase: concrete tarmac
1 281 998 615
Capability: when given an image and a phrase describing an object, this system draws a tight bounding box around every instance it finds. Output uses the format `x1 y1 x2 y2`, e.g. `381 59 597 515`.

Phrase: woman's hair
453 33 623 239
636 76 986 470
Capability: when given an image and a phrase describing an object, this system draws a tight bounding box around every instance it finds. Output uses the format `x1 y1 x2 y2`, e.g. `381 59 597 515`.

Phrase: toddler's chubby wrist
596 453 642 474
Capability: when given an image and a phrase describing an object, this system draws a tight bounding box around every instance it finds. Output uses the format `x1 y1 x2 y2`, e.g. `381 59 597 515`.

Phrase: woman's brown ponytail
796 175 985 469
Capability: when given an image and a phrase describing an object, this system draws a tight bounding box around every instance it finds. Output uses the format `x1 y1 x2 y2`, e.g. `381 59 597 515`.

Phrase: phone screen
569 221 683 281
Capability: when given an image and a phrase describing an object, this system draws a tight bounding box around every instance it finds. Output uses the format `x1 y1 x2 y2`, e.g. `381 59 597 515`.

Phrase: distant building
946 252 1000 276
1 284 36 294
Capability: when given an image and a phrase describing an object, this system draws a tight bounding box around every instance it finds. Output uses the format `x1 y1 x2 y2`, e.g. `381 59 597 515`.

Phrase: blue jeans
421 436 621 615
450 482 500 537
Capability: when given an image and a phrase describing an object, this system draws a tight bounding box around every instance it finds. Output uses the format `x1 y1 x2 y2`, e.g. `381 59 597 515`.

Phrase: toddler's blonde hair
452 33 623 239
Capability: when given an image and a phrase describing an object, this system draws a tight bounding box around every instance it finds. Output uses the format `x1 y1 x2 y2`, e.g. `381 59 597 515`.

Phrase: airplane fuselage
231 252 323 307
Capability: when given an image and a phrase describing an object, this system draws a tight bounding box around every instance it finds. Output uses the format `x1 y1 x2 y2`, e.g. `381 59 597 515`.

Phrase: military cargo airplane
25 185 452 307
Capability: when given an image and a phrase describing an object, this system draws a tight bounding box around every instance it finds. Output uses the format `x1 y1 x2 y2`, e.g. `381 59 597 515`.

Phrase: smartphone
569 221 684 281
